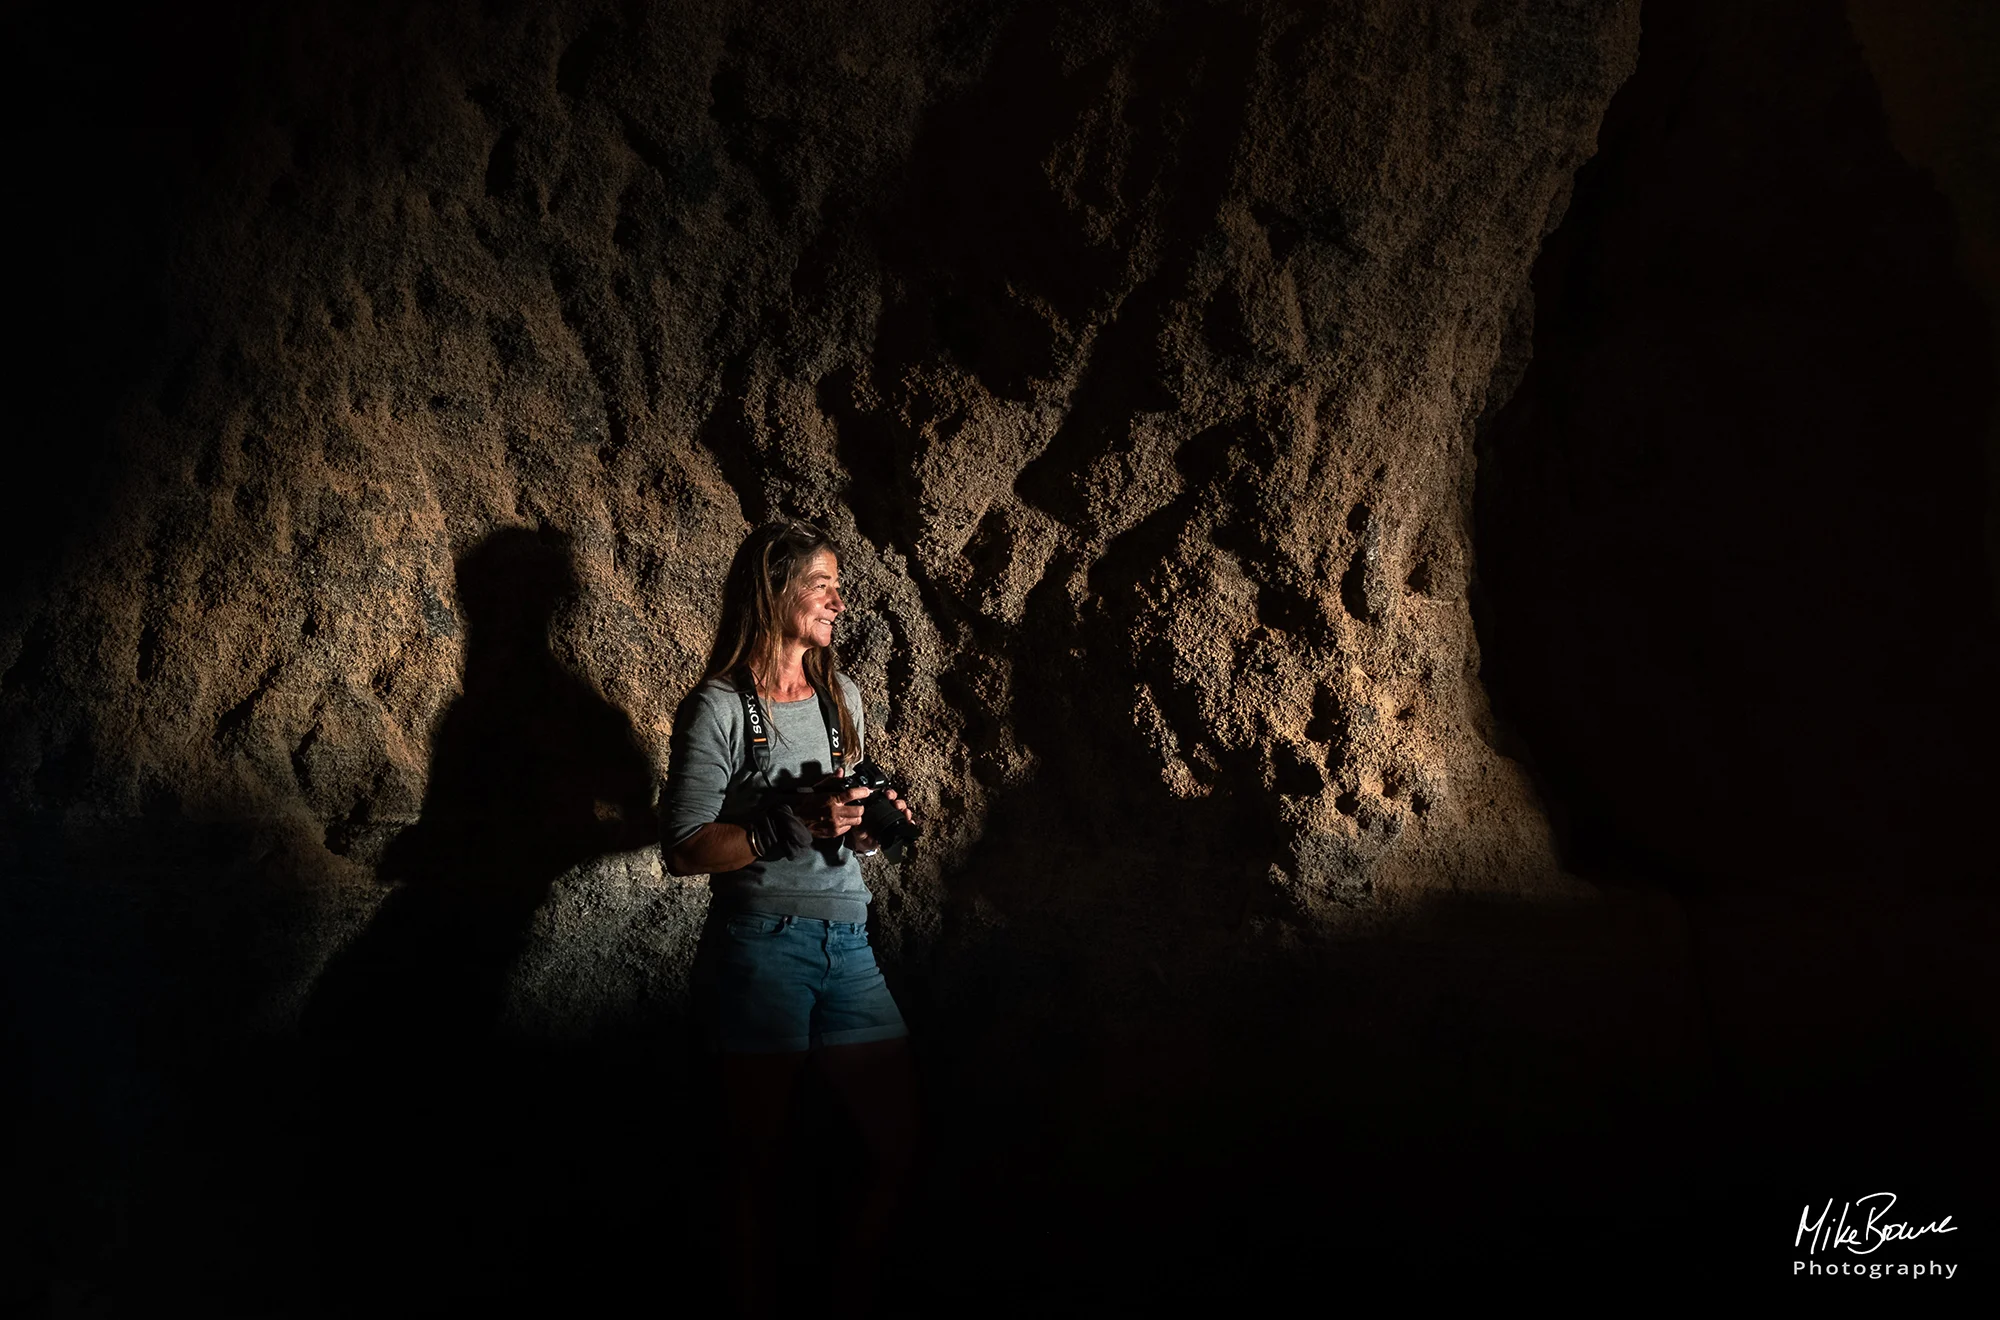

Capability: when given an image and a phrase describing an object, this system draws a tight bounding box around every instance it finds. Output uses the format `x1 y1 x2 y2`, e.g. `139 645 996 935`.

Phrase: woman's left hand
847 788 916 855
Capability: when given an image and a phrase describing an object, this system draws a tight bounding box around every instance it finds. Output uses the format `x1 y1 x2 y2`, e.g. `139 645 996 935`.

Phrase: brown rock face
2 0 1640 1027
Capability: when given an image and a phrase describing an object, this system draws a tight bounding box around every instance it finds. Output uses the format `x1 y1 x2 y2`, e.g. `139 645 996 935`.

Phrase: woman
663 518 919 1319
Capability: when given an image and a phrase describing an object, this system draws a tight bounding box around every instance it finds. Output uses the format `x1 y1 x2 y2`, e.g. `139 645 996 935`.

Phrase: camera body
833 759 922 855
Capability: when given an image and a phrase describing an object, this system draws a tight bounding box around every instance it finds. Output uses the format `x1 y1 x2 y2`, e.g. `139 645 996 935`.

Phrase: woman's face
781 549 843 649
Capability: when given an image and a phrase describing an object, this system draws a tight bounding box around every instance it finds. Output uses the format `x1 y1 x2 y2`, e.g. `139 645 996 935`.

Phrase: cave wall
2 0 1668 1302
10 0 1995 1306
3 0 1639 1035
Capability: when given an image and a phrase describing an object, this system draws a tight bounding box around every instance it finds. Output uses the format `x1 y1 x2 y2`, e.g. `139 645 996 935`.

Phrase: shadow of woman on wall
305 526 657 1042
299 526 663 1307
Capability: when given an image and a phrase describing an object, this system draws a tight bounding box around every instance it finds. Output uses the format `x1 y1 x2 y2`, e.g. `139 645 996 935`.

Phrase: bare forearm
666 820 756 876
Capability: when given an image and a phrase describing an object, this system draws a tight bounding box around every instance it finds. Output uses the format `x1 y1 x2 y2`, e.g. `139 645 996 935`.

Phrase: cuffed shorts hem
717 1033 814 1055
814 1023 911 1049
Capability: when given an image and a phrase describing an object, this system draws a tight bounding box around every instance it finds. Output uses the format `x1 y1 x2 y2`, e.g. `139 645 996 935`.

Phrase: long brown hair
702 519 858 757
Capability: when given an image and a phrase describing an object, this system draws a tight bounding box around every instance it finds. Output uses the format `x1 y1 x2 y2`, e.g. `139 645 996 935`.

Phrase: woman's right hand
796 779 872 838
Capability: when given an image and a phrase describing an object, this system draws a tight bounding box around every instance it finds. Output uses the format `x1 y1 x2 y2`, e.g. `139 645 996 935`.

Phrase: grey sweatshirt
663 674 871 922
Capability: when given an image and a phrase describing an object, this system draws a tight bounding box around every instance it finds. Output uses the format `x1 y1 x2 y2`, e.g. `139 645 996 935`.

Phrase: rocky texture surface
3 2 1655 1303
4 0 1637 1019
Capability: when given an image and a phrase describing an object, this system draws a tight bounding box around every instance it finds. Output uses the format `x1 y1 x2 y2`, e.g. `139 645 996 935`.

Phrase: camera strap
734 671 848 784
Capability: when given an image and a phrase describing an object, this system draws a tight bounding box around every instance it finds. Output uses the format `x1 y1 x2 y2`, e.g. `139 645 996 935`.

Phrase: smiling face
781 549 843 650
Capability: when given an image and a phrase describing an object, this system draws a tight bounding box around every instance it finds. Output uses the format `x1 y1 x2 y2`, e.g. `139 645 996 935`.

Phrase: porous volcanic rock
1 0 1640 1039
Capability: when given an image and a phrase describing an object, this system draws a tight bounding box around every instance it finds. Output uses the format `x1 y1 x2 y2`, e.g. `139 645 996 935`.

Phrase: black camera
837 759 922 857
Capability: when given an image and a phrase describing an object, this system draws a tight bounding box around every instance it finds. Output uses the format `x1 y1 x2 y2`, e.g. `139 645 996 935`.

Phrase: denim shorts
706 912 909 1054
